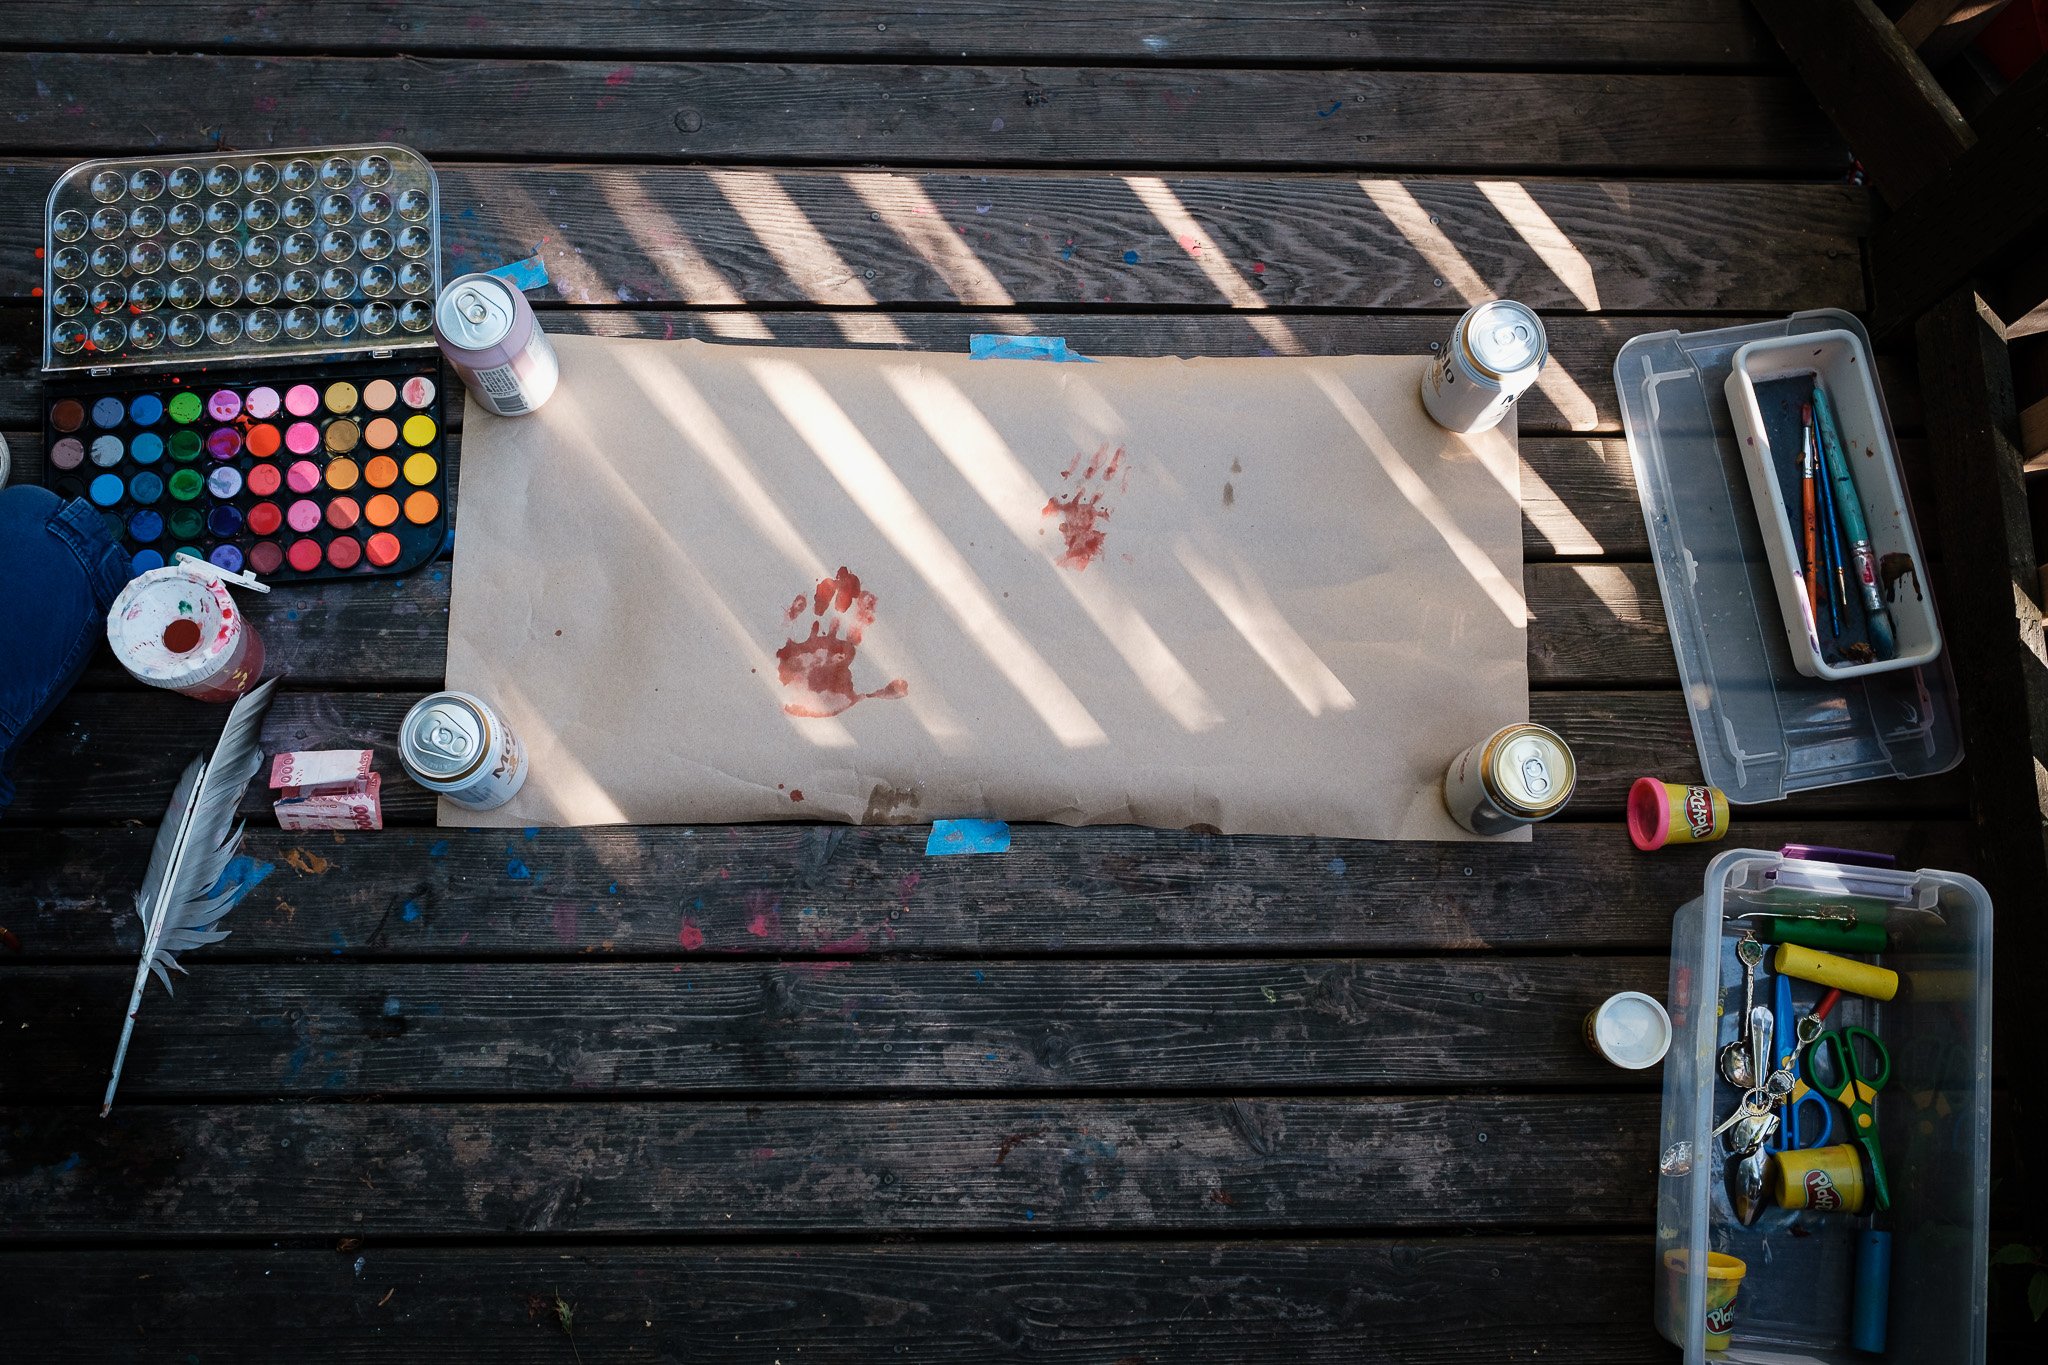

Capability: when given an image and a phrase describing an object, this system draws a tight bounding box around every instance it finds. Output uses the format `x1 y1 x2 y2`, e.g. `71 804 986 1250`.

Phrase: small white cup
1583 991 1672 1069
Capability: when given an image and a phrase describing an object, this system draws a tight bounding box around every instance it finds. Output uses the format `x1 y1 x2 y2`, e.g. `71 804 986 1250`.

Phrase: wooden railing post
1916 289 2048 1230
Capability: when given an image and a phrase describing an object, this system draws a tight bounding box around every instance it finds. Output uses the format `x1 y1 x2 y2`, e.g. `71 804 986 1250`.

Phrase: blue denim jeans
0 486 131 815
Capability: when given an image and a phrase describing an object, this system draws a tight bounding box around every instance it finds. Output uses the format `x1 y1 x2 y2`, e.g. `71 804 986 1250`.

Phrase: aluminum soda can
1421 300 1548 434
399 690 529 810
433 272 559 417
1443 722 1575 835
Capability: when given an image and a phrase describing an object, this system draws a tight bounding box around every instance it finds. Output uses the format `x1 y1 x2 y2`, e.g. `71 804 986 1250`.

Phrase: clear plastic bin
1655 848 1991 1363
1615 312 1963 802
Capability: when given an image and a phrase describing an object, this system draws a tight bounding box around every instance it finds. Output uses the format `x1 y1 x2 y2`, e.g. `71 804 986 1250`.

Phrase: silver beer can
433 272 559 417
399 690 529 811
1443 722 1575 835
1421 300 1548 434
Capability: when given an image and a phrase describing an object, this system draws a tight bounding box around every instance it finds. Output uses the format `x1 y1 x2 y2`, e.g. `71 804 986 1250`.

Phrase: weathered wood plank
1913 289 2048 1229
0 1095 1662 1235
44 558 1669 690
2 427 1652 569
0 957 1667 1097
4 0 1778 67
1748 0 1971 206
0 55 1844 171
0 309 1926 437
0 821 1970 960
0 1240 1667 1364
1 688 1967 826
0 159 1871 313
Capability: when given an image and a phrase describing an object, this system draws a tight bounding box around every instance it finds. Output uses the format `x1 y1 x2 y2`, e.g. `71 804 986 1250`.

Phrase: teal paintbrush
1811 384 1897 661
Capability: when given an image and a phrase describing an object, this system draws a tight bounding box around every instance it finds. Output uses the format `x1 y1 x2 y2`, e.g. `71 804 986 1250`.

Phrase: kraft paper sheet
443 333 1528 840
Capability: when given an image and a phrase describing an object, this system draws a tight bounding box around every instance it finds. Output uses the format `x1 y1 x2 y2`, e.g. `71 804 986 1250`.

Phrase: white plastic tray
1725 329 1942 679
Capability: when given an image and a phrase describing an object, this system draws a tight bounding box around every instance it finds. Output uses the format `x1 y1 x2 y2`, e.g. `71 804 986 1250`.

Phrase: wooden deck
0 4 1972 1359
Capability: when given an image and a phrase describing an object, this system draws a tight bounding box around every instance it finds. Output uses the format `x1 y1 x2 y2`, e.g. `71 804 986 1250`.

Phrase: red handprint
1042 443 1126 571
774 566 909 719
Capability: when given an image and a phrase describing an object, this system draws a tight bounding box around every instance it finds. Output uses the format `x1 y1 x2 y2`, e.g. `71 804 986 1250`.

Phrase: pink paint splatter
745 891 782 939
253 94 278 115
752 1147 777 1160
679 918 705 951
1251 261 1266 275
605 64 635 86
550 903 579 945
1176 233 1203 256
816 932 870 956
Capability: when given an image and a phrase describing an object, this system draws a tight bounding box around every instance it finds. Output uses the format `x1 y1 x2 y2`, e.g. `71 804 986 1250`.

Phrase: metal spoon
1717 938 1766 1088
1747 1006 1776 1097
1729 1142 1773 1225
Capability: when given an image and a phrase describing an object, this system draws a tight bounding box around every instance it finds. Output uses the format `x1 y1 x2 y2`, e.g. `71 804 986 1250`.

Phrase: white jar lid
1593 991 1672 1069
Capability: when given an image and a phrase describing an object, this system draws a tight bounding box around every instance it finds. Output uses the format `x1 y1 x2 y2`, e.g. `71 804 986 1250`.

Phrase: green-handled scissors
1805 1025 1892 1211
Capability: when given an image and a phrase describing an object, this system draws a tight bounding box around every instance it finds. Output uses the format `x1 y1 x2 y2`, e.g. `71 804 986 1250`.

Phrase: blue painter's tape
968 334 1095 363
484 253 551 292
926 819 1012 856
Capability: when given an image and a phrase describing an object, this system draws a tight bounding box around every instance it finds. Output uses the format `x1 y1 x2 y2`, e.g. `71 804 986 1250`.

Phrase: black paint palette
43 360 449 582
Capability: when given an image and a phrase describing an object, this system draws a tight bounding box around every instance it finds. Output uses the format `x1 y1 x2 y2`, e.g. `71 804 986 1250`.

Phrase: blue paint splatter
523 827 539 840
975 203 992 214
974 970 986 983
285 609 299 621
428 840 448 859
1122 249 1140 264
1316 100 1343 117
1327 857 1347 876
401 900 421 922
984 1052 997 1061
608 882 619 895
323 1070 347 1090
1024 1209 1036 1220
507 859 532 880
328 930 346 956
382 996 403 1016
284 1043 311 1078
210 855 276 906
52 1152 81 1174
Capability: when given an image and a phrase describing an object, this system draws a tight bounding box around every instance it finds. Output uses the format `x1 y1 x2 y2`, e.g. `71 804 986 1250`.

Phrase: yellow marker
1773 943 1898 1001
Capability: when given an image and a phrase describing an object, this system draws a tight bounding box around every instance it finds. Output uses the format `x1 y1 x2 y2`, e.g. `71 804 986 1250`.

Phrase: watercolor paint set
40 144 447 582
46 364 448 579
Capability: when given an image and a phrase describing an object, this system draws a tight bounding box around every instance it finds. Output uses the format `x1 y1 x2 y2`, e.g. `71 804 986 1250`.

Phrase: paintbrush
1810 403 1845 640
1812 383 1897 661
1801 404 1820 627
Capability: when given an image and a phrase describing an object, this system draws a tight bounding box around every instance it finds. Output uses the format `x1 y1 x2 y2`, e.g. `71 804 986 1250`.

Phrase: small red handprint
1042 443 1126 571
775 566 909 719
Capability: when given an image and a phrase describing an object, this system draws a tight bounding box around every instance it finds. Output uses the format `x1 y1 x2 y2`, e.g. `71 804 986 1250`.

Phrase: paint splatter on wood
283 848 331 875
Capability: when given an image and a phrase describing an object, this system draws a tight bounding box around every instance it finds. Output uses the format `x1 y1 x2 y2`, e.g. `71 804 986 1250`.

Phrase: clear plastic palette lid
43 144 441 373
1615 311 1962 802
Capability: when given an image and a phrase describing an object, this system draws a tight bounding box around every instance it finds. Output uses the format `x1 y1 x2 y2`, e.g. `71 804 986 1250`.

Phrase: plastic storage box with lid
1655 848 1991 1363
1723 329 1942 681
1615 311 1963 803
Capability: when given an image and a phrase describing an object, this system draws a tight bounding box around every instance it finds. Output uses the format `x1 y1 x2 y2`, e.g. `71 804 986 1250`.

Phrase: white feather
102 677 277 1117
